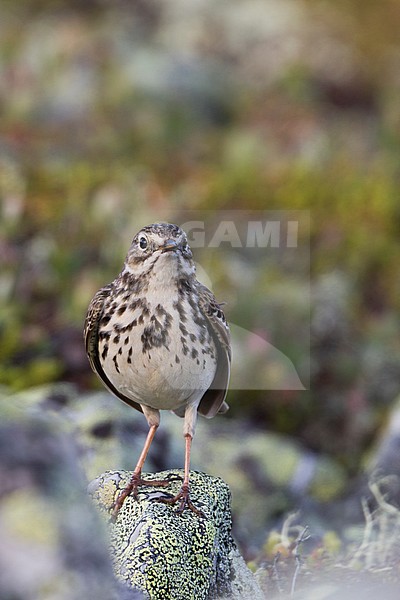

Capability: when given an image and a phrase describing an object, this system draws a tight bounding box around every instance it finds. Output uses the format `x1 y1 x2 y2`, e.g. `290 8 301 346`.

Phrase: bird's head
124 223 195 277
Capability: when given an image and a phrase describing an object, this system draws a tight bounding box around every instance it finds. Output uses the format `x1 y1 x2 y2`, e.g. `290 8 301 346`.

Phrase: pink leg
111 423 169 521
157 433 204 517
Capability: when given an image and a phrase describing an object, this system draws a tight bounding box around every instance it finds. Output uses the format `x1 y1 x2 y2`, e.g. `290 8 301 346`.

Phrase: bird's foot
157 483 205 517
110 471 170 522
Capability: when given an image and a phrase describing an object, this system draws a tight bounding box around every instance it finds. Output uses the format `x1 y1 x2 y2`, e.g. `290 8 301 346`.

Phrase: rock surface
0 383 349 554
90 469 264 600
0 407 144 600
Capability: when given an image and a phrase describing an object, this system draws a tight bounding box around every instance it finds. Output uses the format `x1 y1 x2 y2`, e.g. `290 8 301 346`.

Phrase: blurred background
1 0 400 571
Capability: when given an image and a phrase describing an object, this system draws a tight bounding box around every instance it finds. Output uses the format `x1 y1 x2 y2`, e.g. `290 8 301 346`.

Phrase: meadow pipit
84 223 231 519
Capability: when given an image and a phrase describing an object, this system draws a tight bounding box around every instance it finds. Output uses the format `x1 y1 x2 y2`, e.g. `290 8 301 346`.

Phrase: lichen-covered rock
0 383 349 554
89 470 264 600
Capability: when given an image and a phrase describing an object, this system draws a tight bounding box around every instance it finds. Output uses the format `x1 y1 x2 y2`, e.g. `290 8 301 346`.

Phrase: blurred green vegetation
1 0 400 473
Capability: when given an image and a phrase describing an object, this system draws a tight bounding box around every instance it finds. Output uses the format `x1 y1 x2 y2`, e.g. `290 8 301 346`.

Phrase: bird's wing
84 285 143 413
196 282 231 418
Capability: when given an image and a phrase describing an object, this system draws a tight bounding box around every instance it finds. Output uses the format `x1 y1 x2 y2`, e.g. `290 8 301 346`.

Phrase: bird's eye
139 236 148 250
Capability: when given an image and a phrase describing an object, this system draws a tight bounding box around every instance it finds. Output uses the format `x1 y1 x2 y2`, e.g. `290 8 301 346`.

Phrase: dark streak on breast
113 354 120 373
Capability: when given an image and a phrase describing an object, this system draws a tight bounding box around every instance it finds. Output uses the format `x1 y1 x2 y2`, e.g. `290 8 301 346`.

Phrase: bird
84 222 231 520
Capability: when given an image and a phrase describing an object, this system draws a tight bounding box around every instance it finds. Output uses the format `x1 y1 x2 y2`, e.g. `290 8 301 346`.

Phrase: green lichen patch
90 470 235 600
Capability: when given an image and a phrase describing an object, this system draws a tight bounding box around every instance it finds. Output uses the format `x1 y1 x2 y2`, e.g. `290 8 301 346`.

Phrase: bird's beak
162 239 178 252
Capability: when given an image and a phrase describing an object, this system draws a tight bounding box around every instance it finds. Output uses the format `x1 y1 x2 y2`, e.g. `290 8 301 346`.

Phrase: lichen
90 470 235 600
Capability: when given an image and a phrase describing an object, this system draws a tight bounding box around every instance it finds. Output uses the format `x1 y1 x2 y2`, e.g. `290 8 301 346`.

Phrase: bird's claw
157 483 205 517
109 472 170 522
